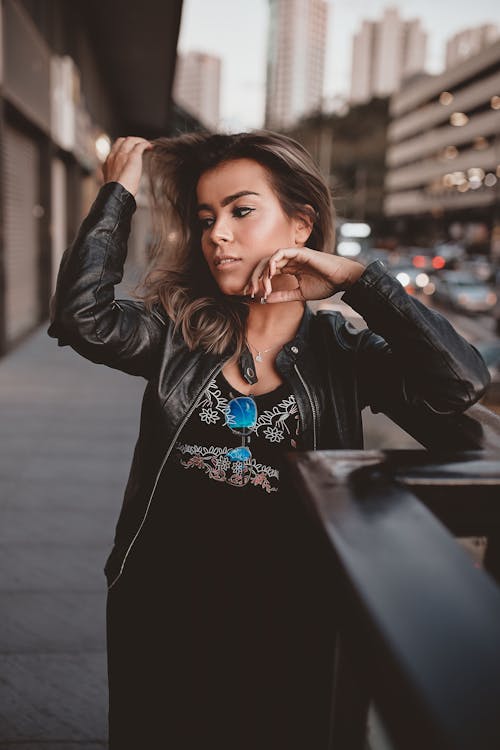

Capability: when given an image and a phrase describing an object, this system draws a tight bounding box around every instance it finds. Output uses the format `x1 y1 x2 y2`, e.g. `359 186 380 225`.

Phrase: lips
214 256 241 268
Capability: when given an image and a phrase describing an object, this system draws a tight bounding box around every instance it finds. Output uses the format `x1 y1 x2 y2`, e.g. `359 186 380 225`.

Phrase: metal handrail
286 447 500 750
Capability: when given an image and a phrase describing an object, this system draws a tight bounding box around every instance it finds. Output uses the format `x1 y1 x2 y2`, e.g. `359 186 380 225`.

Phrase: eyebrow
196 190 260 212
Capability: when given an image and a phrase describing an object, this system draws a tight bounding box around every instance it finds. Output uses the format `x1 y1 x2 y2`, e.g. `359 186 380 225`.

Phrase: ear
293 204 315 246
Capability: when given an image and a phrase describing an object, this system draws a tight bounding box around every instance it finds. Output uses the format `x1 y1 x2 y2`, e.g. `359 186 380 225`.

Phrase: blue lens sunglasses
224 396 258 463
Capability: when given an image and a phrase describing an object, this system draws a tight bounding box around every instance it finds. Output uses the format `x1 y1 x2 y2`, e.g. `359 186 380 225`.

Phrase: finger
270 247 301 265
106 137 136 165
120 137 151 154
258 261 273 299
269 256 298 278
249 258 269 296
106 140 152 177
109 137 125 156
262 273 271 300
133 141 154 154
264 287 305 304
256 274 267 300
269 262 283 279
248 250 301 297
267 249 306 279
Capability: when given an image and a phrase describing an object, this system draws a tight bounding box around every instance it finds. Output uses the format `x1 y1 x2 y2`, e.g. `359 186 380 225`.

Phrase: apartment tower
265 0 328 130
173 51 221 131
350 7 427 104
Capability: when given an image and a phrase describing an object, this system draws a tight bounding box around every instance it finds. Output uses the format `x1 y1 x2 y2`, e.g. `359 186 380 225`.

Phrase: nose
209 215 233 244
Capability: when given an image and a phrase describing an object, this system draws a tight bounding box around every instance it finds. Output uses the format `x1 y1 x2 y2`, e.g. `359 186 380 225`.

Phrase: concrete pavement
0 320 145 749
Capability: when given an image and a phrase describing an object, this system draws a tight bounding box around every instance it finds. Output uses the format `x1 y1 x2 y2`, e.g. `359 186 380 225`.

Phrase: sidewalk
0 319 145 749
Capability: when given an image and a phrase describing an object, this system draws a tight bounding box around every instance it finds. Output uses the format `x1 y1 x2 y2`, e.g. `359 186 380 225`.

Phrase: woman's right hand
102 136 154 197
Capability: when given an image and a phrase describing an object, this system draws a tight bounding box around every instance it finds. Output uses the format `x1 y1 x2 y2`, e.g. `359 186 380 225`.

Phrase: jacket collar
276 303 315 369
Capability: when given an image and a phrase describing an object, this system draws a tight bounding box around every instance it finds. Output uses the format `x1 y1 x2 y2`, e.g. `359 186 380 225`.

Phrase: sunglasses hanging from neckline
225 395 258 463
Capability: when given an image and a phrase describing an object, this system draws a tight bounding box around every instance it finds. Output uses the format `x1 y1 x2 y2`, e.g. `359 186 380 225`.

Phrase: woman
48 131 490 749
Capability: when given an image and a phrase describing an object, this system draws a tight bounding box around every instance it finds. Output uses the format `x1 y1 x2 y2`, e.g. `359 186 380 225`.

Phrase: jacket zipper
107 360 226 590
294 363 317 451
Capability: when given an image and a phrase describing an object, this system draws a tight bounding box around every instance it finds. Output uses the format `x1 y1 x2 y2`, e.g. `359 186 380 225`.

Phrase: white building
350 7 427 104
385 40 500 227
173 51 221 131
446 25 500 70
265 0 328 130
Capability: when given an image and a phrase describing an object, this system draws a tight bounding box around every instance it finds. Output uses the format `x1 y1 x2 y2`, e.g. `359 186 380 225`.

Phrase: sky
177 0 500 131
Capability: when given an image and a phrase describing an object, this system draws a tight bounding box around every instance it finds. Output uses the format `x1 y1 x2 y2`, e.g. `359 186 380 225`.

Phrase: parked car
461 255 494 283
406 246 436 272
433 271 497 314
432 242 466 269
386 264 435 296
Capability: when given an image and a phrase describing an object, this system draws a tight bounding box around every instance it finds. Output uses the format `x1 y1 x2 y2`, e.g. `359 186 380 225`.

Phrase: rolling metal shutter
2 124 40 343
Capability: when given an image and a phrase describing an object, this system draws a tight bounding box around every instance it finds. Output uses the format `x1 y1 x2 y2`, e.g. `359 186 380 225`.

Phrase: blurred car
432 242 466 269
461 255 494 283
405 246 449 273
433 271 497 314
405 246 435 272
386 264 435 296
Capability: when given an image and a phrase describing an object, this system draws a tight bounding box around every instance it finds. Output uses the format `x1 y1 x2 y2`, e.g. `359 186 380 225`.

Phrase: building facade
265 0 328 130
350 7 427 105
384 40 500 253
173 51 221 131
446 24 500 70
0 0 183 358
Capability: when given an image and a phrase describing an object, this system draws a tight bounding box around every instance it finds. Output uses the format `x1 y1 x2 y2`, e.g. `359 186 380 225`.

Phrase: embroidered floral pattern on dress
175 443 279 494
199 408 219 425
256 395 299 443
199 378 299 444
197 379 230 425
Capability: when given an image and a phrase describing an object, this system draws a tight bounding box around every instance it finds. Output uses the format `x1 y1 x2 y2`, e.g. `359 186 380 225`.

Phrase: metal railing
286 404 500 750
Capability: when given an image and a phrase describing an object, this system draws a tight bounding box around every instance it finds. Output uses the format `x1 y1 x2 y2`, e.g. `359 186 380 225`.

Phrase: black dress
106 371 338 749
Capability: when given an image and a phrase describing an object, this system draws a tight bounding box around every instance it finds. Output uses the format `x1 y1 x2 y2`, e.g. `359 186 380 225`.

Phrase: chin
216 281 246 297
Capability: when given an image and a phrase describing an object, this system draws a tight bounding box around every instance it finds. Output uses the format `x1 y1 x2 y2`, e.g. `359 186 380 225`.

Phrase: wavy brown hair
131 130 336 357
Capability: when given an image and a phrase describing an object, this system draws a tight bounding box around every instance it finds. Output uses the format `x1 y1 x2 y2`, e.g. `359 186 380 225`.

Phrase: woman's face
196 158 307 296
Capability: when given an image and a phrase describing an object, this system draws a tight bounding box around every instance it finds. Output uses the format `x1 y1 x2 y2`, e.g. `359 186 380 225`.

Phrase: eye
198 217 214 230
233 206 254 218
197 206 255 231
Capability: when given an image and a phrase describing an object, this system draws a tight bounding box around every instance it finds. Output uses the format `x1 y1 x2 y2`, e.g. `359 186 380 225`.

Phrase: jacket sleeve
47 181 168 380
341 259 491 417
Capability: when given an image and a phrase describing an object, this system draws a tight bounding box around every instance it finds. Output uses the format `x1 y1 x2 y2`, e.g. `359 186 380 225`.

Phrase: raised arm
47 138 169 380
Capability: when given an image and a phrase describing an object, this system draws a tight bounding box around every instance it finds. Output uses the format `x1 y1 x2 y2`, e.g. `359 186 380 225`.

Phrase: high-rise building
446 25 500 69
350 7 427 104
265 0 328 130
173 51 221 131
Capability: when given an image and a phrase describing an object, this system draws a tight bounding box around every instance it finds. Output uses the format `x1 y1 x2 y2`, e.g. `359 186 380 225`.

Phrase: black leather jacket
47 181 491 590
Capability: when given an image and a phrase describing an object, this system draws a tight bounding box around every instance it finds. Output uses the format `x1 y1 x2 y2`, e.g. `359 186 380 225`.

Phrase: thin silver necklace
247 340 281 363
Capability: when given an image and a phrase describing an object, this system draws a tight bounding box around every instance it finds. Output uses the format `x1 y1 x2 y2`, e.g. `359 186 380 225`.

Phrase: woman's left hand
245 247 366 303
